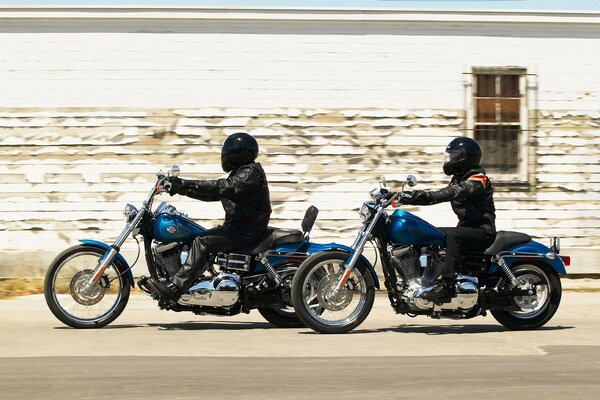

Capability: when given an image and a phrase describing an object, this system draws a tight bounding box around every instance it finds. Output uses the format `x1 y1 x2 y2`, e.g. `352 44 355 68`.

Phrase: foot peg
137 276 153 296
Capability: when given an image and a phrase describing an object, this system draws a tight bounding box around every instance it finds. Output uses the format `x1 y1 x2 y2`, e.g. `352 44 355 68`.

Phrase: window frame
465 67 530 184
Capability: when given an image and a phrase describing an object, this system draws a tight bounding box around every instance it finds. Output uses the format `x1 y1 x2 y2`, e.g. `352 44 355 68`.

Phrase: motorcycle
291 176 569 334
44 165 359 329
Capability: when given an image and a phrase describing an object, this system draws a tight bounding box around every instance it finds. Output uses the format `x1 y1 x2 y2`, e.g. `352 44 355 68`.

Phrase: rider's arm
407 174 489 205
173 165 264 201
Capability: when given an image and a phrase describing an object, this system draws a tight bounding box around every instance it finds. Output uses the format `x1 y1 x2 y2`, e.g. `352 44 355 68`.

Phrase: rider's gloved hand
402 190 433 205
164 176 183 196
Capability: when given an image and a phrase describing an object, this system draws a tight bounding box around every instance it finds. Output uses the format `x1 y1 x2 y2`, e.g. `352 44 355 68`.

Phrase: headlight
123 203 138 223
359 202 374 223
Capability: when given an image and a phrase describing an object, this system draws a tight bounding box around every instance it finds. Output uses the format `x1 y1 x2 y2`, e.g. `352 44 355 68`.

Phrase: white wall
1 8 599 110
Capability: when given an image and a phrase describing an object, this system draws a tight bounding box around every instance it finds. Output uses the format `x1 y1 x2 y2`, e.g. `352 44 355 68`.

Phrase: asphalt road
1 292 599 400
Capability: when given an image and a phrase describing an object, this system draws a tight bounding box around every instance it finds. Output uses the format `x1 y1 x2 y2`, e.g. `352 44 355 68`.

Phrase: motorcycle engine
152 242 241 308
390 246 420 282
391 245 444 286
412 275 479 311
153 242 183 278
392 246 479 312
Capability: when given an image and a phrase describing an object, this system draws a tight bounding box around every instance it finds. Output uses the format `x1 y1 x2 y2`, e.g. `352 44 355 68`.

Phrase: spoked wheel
292 251 375 334
491 263 562 330
44 245 131 328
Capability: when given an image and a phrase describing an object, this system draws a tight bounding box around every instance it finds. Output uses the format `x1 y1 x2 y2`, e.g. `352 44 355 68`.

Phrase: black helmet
443 137 482 176
221 132 259 172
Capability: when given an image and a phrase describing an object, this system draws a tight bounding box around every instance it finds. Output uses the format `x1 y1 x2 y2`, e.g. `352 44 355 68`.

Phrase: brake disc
69 269 106 306
316 275 353 311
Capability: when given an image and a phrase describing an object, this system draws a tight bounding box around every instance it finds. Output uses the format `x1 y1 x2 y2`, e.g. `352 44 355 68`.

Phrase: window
469 68 529 182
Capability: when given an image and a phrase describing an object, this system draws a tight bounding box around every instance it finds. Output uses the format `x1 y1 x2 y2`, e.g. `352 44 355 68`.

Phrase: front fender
304 242 381 289
79 240 135 287
488 240 567 275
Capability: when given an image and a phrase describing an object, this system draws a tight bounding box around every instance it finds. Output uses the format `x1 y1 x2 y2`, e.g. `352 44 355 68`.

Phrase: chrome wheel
491 262 562 331
45 245 130 328
292 251 375 333
511 267 551 319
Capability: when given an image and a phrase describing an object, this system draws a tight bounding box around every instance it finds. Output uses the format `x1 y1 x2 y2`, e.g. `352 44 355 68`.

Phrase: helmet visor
444 149 464 164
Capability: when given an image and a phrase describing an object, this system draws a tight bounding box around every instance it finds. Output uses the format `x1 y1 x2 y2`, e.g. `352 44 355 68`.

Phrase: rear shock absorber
494 255 520 288
256 254 282 285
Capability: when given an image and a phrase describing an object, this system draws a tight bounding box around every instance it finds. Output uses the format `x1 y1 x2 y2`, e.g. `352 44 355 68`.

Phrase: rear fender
79 240 135 287
299 241 380 289
488 240 567 275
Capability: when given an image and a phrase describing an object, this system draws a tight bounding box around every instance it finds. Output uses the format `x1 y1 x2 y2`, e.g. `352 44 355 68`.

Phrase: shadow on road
299 324 574 335
352 324 575 335
147 321 274 330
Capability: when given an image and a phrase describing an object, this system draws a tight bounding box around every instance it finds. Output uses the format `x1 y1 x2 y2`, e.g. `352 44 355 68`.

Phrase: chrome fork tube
88 209 146 285
336 206 383 290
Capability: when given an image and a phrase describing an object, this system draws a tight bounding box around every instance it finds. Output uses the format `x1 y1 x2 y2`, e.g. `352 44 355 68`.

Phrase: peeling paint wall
1 107 598 276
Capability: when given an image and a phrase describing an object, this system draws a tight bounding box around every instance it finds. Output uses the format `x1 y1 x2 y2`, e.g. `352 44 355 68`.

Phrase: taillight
560 256 570 266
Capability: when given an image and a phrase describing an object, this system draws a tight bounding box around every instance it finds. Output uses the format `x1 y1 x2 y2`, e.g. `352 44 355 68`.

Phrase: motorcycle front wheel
491 262 562 330
292 251 375 334
44 245 131 329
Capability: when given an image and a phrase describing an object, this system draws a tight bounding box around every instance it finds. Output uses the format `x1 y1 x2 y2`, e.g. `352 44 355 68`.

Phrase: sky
0 0 599 11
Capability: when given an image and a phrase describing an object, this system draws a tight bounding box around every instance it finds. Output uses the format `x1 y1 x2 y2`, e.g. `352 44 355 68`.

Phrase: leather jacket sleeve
173 165 265 202
411 174 489 205
430 177 487 204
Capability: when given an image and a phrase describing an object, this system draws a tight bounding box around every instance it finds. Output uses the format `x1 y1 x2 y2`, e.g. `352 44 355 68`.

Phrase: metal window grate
473 71 524 176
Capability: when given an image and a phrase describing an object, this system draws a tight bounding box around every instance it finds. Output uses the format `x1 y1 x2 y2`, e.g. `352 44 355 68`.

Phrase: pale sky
0 0 599 11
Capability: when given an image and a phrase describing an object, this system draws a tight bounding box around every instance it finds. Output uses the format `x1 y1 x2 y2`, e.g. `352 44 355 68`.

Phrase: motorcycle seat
482 231 532 256
233 227 304 255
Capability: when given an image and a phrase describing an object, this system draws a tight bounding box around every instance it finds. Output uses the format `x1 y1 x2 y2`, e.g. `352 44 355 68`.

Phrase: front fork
335 206 384 291
86 209 145 288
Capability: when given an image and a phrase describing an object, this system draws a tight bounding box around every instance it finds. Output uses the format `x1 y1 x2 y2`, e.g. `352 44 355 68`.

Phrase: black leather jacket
171 162 271 236
408 167 496 233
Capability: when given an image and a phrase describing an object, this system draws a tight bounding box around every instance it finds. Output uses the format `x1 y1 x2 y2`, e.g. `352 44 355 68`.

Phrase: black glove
164 176 183 196
403 190 433 205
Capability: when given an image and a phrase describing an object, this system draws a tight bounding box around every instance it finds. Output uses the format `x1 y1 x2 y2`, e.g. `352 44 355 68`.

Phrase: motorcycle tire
491 262 562 330
258 307 304 328
292 250 375 334
44 245 131 329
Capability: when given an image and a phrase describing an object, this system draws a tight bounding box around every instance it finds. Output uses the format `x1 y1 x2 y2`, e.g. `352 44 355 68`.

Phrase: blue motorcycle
44 165 353 329
292 176 569 334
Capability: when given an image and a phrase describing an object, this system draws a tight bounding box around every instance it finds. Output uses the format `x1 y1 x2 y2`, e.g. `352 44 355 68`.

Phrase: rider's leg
422 227 495 302
147 226 254 302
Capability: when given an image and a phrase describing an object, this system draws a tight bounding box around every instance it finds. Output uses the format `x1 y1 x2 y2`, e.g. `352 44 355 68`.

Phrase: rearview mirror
171 165 180 177
406 175 417 187
379 176 387 189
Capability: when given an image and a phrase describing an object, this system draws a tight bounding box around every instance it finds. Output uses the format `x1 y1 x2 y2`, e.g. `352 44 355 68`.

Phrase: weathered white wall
0 7 598 276
1 8 599 110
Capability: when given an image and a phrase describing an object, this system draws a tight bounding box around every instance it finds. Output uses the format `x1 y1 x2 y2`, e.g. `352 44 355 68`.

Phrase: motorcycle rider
403 136 496 302
146 132 271 302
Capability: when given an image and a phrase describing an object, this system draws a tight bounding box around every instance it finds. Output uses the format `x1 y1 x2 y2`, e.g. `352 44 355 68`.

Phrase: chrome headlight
123 203 138 223
359 202 374 223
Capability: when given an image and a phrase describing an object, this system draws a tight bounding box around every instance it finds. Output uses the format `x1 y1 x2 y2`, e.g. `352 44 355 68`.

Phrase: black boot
421 278 454 303
171 237 209 290
146 278 181 303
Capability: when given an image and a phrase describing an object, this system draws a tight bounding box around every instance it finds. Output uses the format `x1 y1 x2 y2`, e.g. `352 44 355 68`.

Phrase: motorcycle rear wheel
491 262 561 330
258 307 304 328
292 251 375 334
44 245 130 329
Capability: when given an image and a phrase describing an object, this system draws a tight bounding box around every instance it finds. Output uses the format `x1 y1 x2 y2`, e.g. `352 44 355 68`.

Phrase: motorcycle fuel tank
153 213 206 243
386 209 445 246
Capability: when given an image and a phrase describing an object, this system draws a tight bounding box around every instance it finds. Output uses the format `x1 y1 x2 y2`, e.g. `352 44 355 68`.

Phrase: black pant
438 227 496 279
171 225 260 290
